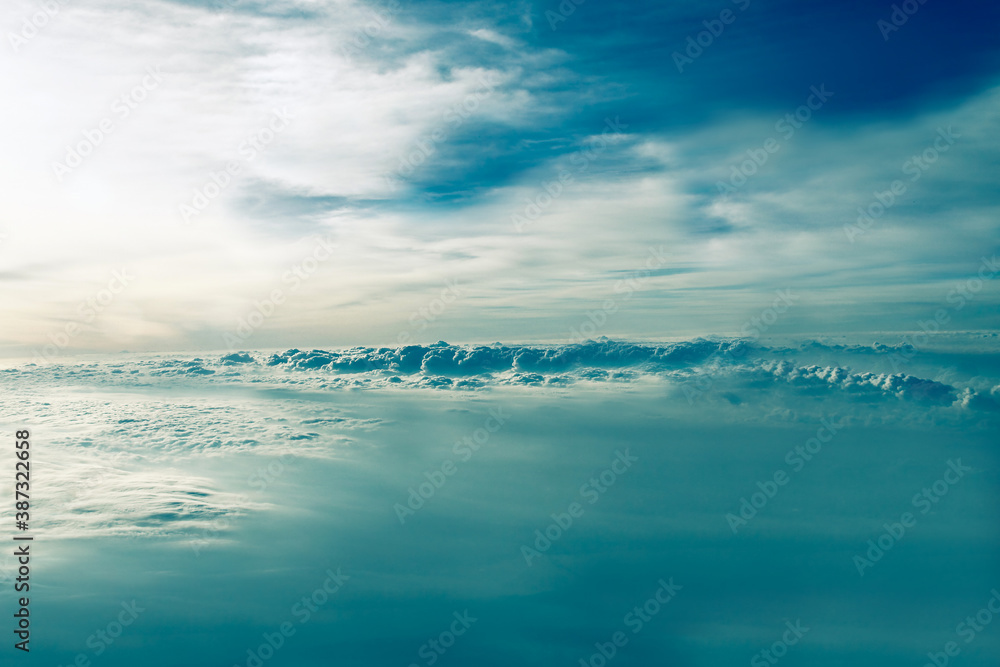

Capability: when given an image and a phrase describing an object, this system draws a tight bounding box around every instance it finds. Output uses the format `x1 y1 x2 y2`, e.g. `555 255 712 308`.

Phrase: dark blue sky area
536 0 1000 122
395 0 1000 199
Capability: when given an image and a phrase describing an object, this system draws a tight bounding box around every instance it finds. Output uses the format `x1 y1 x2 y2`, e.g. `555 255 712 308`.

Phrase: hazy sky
2 0 999 355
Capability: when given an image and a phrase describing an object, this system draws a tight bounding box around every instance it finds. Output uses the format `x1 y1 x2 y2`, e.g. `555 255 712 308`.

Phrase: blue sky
2 0 998 354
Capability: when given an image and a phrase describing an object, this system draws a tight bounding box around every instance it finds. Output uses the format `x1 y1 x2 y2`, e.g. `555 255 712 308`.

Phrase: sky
2 4 999 659
1 0 999 355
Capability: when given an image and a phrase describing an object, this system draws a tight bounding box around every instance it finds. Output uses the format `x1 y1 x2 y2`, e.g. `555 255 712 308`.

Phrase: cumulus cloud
9 337 999 417
260 339 746 375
